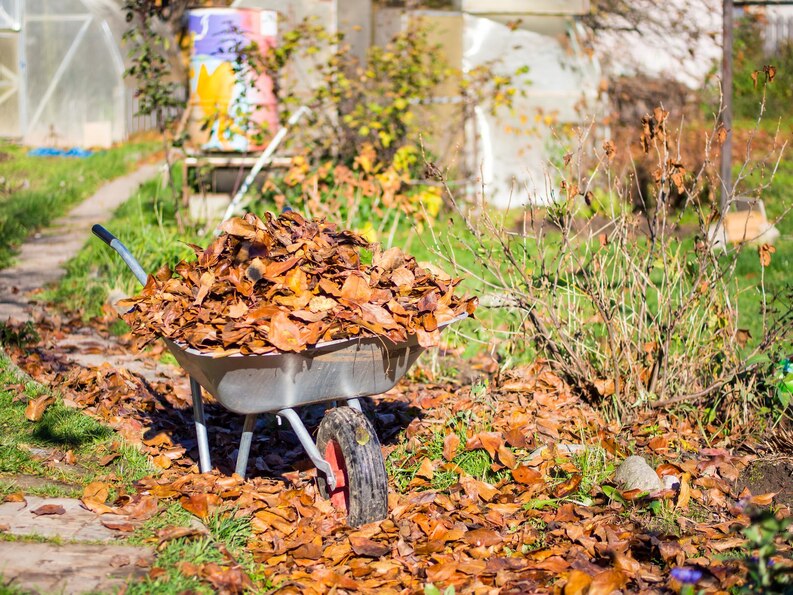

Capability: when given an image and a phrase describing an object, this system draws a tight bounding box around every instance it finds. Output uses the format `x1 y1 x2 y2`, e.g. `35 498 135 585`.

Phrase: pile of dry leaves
121 212 475 355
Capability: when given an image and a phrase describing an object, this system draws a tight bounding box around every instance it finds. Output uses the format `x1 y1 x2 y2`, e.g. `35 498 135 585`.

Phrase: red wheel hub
324 439 349 511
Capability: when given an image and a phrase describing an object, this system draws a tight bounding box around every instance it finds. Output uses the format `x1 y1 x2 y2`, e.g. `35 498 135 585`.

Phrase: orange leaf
415 458 435 480
564 569 593 595
749 492 776 506
82 482 109 504
587 569 628 595
464 528 502 547
553 474 582 498
349 535 389 557
31 504 65 516
443 432 460 462
268 312 305 352
467 432 502 459
180 493 221 520
497 444 518 469
512 466 543 486
341 273 373 304
648 435 669 453
24 394 54 422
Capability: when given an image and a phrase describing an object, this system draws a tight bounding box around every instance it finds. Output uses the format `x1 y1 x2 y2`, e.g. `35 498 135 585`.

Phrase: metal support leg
346 398 362 412
190 377 212 473
235 414 257 478
277 407 336 491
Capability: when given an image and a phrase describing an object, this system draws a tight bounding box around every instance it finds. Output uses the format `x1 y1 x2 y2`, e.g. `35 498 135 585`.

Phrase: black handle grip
92 224 117 246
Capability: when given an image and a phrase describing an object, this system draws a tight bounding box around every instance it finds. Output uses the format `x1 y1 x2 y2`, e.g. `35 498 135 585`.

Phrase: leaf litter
120 212 476 355
2 287 791 593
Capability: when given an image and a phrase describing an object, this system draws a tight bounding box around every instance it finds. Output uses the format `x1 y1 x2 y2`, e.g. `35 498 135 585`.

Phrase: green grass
126 505 269 595
386 420 514 493
0 140 158 269
0 348 154 491
0 577 28 595
732 151 792 344
49 174 206 319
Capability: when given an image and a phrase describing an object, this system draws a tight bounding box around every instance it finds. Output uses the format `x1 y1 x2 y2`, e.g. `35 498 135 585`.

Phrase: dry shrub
430 107 792 422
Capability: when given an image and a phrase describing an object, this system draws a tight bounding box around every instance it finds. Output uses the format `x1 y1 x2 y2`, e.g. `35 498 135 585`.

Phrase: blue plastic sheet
28 147 94 158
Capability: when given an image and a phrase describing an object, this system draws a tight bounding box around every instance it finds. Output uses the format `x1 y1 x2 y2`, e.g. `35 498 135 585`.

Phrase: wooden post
721 0 734 211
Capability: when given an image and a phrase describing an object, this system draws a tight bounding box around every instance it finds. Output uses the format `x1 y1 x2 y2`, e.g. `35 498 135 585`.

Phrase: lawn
0 139 158 269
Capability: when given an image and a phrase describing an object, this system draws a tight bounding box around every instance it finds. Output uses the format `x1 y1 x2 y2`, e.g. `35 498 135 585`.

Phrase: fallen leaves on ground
4 317 792 593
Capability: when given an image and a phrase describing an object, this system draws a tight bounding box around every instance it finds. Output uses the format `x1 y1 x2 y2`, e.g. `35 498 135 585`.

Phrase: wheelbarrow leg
346 398 362 413
277 408 336 491
190 377 212 473
234 414 257 478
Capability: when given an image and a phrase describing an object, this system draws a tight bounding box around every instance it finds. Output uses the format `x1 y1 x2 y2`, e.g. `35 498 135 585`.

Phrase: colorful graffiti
188 8 278 152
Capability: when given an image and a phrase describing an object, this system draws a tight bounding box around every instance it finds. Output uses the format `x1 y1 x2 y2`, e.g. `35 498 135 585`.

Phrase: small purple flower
671 567 704 584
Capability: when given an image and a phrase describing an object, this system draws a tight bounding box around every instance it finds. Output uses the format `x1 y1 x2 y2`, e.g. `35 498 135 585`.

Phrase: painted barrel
187 8 278 152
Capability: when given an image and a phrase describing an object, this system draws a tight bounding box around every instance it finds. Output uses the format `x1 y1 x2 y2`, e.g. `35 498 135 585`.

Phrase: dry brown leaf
24 394 54 422
564 569 593 595
31 504 65 516
677 472 691 510
102 518 135 532
443 432 460 462
349 535 389 557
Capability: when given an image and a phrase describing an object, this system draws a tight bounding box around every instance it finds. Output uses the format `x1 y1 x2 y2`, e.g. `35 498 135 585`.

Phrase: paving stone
0 164 160 323
0 497 122 542
0 542 152 594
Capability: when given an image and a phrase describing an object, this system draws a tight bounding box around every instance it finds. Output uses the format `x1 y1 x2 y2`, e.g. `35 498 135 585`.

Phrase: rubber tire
316 407 388 527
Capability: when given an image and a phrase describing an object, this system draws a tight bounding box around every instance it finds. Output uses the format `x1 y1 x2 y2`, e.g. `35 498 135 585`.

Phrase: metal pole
217 106 311 230
190 377 212 473
720 0 734 211
234 414 257 478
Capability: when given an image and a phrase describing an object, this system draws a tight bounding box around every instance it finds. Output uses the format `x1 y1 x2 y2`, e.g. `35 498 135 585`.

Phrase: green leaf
602 485 627 505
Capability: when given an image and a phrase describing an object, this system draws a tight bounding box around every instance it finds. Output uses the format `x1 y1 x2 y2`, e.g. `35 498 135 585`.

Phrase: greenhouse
0 0 158 148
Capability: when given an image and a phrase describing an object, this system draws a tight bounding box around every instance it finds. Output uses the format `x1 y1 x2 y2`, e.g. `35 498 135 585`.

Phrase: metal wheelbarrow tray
92 224 464 526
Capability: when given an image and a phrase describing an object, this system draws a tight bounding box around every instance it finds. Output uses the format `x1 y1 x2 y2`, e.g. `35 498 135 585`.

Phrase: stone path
0 164 160 323
0 164 161 592
0 497 153 593
0 542 151 594
0 497 127 542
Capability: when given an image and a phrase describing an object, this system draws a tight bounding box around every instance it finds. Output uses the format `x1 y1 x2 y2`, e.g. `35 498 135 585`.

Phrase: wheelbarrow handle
91 224 149 287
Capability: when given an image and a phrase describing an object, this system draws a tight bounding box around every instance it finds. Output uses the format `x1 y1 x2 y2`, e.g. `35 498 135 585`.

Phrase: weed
0 322 39 349
572 446 615 500
425 585 455 595
0 577 26 595
740 508 793 593
0 445 39 474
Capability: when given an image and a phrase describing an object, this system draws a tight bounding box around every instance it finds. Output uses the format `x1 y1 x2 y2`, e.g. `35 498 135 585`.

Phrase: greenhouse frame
0 0 163 148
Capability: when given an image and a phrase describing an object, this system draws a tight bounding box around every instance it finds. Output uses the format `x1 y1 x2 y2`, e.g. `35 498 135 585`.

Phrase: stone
0 497 121 542
614 455 663 493
0 542 152 594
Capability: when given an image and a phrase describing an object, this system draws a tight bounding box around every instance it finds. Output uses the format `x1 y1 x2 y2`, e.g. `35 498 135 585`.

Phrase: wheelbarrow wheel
316 406 388 527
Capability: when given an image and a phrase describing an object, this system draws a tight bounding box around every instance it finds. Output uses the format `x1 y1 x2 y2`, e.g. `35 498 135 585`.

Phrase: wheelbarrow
91 224 464 526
